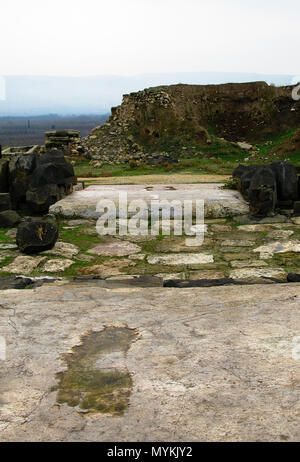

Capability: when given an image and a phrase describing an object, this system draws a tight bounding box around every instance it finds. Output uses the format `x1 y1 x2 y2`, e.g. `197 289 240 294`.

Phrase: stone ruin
233 161 300 217
44 129 84 156
1 145 40 158
0 148 77 219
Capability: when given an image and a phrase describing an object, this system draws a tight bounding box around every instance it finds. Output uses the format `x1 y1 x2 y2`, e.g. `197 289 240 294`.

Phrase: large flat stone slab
0 282 299 442
49 184 248 219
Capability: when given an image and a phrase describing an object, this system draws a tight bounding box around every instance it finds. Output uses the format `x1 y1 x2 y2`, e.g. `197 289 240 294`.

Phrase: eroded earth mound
82 82 300 164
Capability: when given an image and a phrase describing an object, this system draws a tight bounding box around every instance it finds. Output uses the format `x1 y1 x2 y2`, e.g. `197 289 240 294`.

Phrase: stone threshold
1 274 299 290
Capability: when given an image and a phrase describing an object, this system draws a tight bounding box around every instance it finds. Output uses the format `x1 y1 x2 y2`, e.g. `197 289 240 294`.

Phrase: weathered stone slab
155 272 186 281
238 223 295 232
234 214 288 224
128 254 146 261
87 240 141 257
49 184 248 219
230 267 286 281
0 244 17 249
2 256 46 274
0 283 299 441
230 260 268 269
5 228 17 239
41 242 79 259
154 237 213 253
267 230 294 239
210 224 232 232
221 240 255 247
238 224 274 232
76 259 135 278
42 259 74 272
189 270 224 280
148 253 213 265
254 240 300 259
223 253 251 261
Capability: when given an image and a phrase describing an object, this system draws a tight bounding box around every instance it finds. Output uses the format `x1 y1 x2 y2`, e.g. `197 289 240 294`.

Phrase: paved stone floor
0 282 299 441
1 216 300 282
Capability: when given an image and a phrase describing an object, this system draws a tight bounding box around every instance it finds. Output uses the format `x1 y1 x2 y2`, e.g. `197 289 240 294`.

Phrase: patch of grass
0 228 14 243
73 128 300 180
221 177 239 190
58 224 104 251
256 129 297 157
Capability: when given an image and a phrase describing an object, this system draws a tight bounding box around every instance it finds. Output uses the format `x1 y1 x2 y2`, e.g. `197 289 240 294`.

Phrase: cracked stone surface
0 282 299 442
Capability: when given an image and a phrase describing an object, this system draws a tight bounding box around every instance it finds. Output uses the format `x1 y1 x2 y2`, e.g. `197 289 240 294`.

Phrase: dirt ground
79 174 231 185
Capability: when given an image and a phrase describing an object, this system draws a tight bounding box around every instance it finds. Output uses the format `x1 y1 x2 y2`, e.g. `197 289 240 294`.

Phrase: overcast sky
1 0 300 77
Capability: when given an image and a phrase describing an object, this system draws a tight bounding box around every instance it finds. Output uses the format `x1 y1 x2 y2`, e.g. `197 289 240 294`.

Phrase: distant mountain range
0 72 295 116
